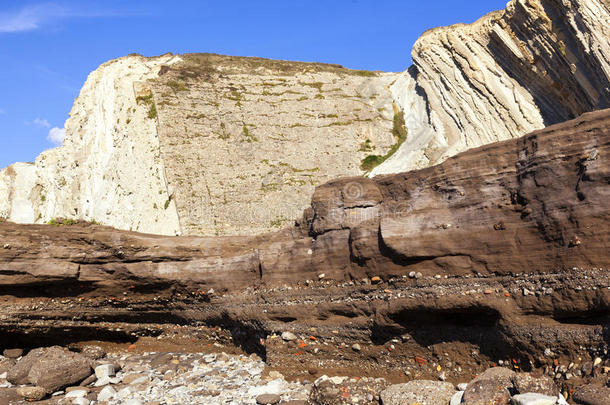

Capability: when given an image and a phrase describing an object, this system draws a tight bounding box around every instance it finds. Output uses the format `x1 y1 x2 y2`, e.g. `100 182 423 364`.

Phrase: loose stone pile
0 347 309 404
0 346 608 404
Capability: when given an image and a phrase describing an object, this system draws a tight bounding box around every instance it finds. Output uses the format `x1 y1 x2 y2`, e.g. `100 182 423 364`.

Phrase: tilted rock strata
374 0 610 174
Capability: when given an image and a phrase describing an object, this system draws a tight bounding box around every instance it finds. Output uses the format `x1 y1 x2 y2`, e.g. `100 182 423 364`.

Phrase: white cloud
0 3 65 33
47 127 65 145
33 117 51 128
0 3 130 33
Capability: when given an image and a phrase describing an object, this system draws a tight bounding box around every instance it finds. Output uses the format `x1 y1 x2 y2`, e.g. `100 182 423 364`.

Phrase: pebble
65 389 88 398
95 363 116 378
16 386 46 401
98 386 117 402
256 393 281 404
281 331 298 341
371 276 382 284
511 392 557 405
352 344 362 352
72 398 91 405
593 357 602 367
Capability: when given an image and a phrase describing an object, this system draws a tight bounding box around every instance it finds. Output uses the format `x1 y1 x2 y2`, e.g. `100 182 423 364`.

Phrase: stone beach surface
1 344 608 404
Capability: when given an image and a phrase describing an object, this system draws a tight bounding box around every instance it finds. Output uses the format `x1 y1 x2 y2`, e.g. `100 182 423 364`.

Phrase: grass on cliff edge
160 53 382 81
136 93 157 119
360 110 407 172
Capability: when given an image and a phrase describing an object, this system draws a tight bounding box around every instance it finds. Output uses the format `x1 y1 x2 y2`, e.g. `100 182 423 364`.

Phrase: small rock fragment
256 393 281 404
3 349 23 358
281 332 298 341
450 391 464 405
351 344 361 352
95 364 115 379
511 393 557 405
98 385 117 402
16 386 46 401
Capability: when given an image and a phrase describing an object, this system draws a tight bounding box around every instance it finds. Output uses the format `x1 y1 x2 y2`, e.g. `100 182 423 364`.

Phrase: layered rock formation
1 0 609 237
374 0 610 175
1 110 608 383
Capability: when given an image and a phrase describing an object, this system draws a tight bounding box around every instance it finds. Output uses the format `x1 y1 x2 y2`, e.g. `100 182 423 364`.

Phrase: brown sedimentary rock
0 110 608 383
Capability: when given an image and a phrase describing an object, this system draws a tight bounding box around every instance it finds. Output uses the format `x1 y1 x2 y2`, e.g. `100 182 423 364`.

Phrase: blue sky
0 0 508 169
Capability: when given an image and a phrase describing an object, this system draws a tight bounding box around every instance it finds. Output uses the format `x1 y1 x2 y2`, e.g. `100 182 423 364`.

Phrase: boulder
7 346 92 393
462 367 516 405
309 375 388 405
0 388 22 404
98 385 117 402
572 384 610 405
380 380 455 405
94 364 115 379
512 373 559 397
0 358 15 375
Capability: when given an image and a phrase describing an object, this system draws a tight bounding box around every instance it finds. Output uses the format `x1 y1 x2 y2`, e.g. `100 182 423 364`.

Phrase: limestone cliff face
373 0 610 174
0 54 396 236
1 0 608 236
149 54 397 236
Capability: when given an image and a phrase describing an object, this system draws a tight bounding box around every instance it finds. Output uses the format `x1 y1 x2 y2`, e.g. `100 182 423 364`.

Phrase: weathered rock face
373 0 610 174
0 54 396 236
149 54 396 236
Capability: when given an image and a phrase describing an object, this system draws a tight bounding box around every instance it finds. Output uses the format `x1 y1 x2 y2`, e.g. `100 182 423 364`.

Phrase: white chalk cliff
0 54 183 235
1 0 609 236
